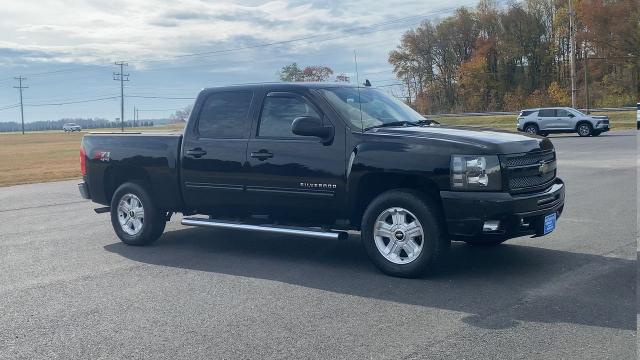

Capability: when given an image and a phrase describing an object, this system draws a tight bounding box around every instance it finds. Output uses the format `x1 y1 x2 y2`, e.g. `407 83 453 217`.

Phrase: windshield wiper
364 119 436 131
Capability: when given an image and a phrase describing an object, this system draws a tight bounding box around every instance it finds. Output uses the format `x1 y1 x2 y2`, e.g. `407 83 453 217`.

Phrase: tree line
0 118 155 132
387 0 638 114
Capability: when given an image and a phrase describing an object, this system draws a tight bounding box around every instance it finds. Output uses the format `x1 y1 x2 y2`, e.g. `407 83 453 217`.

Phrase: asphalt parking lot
0 130 636 359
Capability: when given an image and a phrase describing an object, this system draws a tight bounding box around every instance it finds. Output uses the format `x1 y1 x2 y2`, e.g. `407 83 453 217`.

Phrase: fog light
483 220 500 232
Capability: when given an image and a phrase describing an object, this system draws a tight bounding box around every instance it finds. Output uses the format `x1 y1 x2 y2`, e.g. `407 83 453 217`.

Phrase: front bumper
78 181 91 199
440 179 565 241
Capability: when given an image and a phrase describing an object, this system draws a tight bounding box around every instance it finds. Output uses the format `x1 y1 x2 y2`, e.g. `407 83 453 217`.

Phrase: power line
113 61 129 132
13 76 28 134
0 6 457 84
128 95 195 100
124 7 458 65
25 95 120 107
0 103 20 111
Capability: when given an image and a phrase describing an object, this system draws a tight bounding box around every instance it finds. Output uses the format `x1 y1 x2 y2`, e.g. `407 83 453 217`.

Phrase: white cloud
0 0 477 66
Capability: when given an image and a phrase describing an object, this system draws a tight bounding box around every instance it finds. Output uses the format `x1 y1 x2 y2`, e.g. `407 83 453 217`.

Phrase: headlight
451 155 502 191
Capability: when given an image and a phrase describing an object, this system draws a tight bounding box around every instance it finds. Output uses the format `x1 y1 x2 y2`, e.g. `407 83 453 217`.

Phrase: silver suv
63 123 82 132
516 107 609 137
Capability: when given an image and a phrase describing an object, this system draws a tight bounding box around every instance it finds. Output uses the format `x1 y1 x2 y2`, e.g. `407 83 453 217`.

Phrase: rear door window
197 91 254 139
538 109 556 117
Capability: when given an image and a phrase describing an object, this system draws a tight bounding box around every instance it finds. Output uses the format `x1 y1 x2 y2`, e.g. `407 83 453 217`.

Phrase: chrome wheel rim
578 125 589 136
526 127 537 134
373 207 424 265
117 194 144 236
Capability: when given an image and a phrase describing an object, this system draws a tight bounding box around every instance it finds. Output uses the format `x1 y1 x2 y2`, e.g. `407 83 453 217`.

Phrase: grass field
0 111 635 187
0 125 184 187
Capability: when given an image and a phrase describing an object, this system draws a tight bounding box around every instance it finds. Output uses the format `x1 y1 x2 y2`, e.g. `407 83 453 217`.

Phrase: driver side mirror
291 116 334 141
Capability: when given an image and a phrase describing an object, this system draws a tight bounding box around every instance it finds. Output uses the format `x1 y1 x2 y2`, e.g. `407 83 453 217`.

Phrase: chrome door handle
186 148 207 158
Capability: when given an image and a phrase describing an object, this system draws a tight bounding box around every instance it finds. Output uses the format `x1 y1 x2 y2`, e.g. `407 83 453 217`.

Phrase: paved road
0 131 636 359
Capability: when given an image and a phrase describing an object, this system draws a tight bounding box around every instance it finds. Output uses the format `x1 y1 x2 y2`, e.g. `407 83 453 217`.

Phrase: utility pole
584 57 589 113
113 62 129 132
13 76 27 134
568 0 577 108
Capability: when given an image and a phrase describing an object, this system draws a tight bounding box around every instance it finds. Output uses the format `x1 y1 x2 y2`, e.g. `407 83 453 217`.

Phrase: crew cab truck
79 83 565 277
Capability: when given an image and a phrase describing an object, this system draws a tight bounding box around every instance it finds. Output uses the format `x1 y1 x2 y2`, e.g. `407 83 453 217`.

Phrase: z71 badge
93 151 111 162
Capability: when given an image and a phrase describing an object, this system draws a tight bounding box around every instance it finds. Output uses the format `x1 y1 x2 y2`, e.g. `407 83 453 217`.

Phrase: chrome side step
181 217 348 241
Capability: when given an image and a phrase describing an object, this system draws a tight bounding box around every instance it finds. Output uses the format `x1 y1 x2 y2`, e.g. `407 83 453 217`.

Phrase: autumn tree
279 63 335 82
387 0 638 113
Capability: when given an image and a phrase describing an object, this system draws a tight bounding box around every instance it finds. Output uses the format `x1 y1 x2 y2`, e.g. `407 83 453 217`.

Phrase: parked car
63 123 82 132
516 107 609 137
78 83 565 277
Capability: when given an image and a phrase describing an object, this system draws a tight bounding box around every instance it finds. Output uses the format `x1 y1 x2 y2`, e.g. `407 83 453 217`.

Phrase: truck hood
368 125 554 154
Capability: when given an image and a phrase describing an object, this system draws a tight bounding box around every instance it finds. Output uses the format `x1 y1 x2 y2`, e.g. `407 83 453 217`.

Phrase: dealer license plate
543 213 556 235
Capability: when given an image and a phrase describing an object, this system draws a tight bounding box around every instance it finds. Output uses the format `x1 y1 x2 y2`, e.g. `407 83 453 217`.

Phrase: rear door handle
250 150 274 160
186 148 207 158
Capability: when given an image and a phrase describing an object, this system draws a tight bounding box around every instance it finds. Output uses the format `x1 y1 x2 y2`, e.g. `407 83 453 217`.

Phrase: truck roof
201 82 359 92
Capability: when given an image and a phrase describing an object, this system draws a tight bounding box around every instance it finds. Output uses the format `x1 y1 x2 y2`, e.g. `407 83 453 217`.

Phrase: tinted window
538 109 556 117
197 91 253 138
258 95 320 138
556 109 571 117
520 110 536 117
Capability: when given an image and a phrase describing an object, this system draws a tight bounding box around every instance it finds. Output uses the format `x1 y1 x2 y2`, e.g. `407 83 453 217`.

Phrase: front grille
509 170 556 189
502 150 557 193
503 151 555 167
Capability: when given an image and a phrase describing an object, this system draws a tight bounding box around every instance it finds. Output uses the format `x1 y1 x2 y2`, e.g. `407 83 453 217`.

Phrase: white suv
516 107 609 137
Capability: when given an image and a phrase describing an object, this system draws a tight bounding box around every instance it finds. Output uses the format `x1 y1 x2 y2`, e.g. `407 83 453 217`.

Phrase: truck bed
81 132 184 209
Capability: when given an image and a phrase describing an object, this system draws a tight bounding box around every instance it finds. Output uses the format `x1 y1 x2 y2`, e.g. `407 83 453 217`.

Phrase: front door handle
186 148 207 158
250 150 274 161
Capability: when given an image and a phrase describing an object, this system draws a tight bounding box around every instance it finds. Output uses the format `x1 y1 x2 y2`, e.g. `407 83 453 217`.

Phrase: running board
181 217 348 241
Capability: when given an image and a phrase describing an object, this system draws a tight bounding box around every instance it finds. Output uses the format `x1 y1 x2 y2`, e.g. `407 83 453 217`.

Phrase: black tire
361 189 449 278
591 130 602 136
110 182 166 246
524 124 539 135
577 123 592 137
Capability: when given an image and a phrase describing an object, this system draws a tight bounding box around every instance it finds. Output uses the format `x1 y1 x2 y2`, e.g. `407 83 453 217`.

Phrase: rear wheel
110 182 166 246
361 189 449 278
524 124 539 135
577 123 592 137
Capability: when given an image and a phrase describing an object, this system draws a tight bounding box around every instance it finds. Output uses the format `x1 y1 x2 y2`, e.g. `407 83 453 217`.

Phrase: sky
0 0 478 123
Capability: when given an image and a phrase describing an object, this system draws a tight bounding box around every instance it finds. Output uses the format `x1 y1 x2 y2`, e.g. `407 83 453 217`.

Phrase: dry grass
0 125 184 187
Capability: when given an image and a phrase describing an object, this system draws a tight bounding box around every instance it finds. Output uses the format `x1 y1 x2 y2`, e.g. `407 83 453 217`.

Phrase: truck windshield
318 87 426 131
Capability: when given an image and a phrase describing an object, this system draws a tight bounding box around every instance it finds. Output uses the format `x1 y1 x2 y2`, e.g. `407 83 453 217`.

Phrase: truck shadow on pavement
104 226 635 331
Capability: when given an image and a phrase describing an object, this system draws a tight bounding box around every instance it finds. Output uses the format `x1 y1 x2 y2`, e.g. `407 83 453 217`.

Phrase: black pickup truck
79 83 564 277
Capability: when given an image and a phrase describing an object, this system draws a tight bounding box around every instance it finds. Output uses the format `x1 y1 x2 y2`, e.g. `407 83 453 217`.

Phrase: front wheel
361 189 449 278
577 123 592 137
524 124 539 135
110 182 166 246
